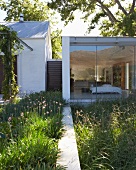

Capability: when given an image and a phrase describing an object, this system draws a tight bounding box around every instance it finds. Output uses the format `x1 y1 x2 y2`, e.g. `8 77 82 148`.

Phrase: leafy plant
0 25 22 100
48 0 136 36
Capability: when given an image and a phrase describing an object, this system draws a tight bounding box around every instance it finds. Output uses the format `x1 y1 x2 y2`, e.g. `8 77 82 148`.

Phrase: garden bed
71 97 136 170
0 91 66 170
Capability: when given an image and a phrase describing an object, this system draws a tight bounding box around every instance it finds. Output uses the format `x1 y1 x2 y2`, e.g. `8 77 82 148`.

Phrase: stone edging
57 106 81 170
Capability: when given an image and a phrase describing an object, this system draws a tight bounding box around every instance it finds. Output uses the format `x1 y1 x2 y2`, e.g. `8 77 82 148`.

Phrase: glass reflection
70 45 136 100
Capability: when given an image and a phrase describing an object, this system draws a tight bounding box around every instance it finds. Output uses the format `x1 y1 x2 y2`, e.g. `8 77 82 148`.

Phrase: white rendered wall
125 63 129 90
18 38 46 94
44 29 52 90
46 27 52 60
62 37 70 101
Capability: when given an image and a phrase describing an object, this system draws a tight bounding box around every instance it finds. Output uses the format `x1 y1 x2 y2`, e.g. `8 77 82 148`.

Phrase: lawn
72 97 136 170
0 91 66 170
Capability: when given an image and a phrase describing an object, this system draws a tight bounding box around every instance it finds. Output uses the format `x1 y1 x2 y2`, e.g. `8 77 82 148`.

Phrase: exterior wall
46 26 52 60
44 27 52 90
62 37 70 101
18 38 46 94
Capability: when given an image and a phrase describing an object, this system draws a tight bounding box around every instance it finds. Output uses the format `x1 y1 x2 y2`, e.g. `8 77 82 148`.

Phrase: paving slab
0 94 3 100
0 94 4 104
57 106 81 170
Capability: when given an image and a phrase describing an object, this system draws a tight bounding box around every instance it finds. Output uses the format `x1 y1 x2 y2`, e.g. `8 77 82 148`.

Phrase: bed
90 84 122 94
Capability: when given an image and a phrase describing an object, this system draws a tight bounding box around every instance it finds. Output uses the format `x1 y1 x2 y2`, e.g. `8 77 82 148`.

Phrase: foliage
0 0 62 58
0 25 22 100
48 0 136 36
0 91 65 169
51 29 62 59
72 98 136 170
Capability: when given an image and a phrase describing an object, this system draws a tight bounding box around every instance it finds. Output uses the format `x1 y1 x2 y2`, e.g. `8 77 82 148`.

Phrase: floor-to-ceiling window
70 39 136 100
70 45 96 99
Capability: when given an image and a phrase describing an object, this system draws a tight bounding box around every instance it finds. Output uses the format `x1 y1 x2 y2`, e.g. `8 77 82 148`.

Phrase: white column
17 53 23 93
62 37 70 101
95 66 102 81
125 63 129 89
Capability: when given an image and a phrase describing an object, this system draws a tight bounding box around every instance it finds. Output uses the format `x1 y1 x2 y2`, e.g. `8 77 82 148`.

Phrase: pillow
102 84 112 87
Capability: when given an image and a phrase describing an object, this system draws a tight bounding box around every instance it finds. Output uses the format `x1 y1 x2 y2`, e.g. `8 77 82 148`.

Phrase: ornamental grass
0 91 66 170
72 97 136 170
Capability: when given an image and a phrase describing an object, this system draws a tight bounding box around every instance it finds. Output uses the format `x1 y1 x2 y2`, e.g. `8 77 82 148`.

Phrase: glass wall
70 44 136 100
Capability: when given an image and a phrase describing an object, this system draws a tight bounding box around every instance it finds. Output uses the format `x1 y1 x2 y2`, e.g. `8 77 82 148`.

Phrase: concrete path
0 94 4 104
0 94 3 100
57 106 81 170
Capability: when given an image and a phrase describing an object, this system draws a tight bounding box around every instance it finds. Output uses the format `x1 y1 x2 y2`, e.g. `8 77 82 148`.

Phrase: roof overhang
0 31 33 51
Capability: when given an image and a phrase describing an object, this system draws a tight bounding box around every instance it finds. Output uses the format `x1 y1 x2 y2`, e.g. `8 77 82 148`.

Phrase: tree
48 0 136 36
0 0 62 58
0 25 22 100
51 29 62 59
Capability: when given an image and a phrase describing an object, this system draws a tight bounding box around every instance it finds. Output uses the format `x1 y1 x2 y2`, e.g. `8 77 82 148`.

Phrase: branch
129 0 136 14
97 0 117 23
114 0 128 15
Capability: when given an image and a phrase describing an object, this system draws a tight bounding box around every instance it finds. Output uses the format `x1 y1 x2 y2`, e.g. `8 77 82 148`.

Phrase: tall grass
0 91 66 170
72 98 136 170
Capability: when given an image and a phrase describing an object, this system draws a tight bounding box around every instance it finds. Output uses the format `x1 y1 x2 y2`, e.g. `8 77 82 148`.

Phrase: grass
71 97 136 170
0 91 66 170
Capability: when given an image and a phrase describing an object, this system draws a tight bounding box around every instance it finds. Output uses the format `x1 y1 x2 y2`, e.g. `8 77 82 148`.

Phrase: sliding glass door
70 42 136 100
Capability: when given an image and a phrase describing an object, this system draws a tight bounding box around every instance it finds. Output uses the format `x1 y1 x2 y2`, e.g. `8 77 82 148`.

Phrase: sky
56 11 100 36
0 8 100 36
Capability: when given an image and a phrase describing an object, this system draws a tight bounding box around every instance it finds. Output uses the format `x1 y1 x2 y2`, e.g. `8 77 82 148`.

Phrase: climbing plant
0 25 22 100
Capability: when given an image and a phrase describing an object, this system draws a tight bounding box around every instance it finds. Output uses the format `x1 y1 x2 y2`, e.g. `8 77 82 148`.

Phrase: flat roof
69 36 136 46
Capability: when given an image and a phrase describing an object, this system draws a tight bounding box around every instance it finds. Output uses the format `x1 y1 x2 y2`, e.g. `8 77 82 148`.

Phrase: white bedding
90 84 122 94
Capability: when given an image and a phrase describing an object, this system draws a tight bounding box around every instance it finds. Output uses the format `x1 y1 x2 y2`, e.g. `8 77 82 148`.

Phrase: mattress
90 84 122 94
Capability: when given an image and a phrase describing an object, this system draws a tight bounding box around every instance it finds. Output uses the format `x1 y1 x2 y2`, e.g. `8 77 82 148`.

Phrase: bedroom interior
62 37 136 101
70 44 135 100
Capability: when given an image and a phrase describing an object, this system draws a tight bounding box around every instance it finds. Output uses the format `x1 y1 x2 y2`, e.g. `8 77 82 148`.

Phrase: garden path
0 94 4 104
57 106 81 170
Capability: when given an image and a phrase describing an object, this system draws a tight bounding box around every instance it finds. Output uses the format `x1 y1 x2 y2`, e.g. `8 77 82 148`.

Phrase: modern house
0 20 52 94
62 36 136 101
